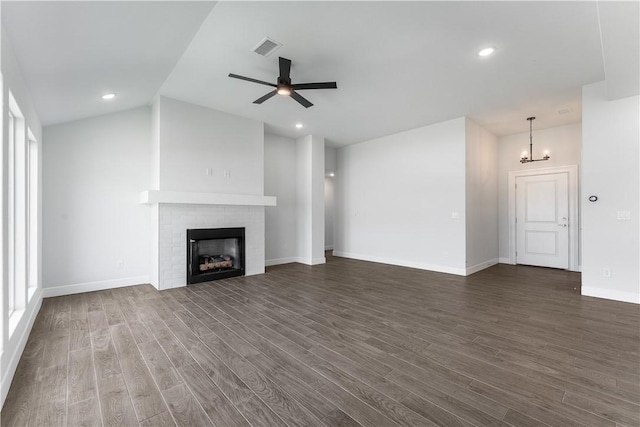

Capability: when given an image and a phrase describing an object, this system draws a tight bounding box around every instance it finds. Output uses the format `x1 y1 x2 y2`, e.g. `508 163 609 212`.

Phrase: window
7 93 31 332
28 131 38 299
7 109 16 318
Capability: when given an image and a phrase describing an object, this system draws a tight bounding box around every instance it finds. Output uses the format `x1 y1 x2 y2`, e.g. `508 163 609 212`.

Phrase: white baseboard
332 251 466 276
465 258 499 275
499 257 513 264
42 276 150 298
265 257 298 267
1 288 43 408
582 287 640 304
266 257 326 267
297 257 326 266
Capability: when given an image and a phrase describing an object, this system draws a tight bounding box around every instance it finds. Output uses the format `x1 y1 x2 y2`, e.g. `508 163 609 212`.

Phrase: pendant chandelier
520 117 550 163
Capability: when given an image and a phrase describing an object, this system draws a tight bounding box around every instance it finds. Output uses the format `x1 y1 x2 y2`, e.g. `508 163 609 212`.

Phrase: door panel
516 173 569 269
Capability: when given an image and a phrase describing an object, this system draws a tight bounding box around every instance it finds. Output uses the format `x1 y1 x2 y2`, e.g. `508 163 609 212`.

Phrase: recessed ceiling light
478 47 495 57
295 123 304 129
102 93 116 100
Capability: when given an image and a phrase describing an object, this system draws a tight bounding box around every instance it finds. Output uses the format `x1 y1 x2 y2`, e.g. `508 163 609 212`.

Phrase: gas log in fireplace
187 227 245 284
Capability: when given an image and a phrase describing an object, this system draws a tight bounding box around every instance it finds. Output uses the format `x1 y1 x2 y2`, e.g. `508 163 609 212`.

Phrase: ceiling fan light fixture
277 85 291 96
478 47 495 57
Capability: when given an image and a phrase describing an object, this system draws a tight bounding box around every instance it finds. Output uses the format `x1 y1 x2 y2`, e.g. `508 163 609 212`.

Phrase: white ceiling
2 1 638 147
2 1 216 125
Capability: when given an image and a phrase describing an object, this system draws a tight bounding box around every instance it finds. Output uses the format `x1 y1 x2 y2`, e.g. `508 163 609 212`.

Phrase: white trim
466 258 499 275
265 257 298 267
42 276 150 298
296 257 326 266
1 288 42 407
508 165 580 271
499 257 513 264
157 281 186 291
140 190 276 207
582 287 640 304
325 245 334 251
333 251 466 276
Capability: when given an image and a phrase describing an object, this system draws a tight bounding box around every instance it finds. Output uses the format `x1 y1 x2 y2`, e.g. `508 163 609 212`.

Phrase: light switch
451 212 459 219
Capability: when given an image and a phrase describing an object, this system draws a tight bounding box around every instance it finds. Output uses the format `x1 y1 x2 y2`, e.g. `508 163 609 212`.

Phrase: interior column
295 134 325 265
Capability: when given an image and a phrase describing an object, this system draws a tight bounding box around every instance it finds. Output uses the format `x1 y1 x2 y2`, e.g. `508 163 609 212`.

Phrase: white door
516 173 569 269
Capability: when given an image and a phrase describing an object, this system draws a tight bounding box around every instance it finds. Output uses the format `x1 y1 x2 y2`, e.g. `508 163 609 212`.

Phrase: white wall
334 118 467 274
497 122 582 261
465 118 498 272
581 81 639 303
264 133 298 265
325 146 337 250
42 107 151 295
157 96 264 195
1 27 44 408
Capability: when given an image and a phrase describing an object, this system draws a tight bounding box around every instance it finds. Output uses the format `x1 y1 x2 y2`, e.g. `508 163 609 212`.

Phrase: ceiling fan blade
279 57 291 80
229 73 276 87
291 82 337 90
290 91 313 108
253 90 277 104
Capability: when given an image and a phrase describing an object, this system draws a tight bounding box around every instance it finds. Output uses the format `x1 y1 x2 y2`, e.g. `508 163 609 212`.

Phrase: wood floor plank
320 408 363 427
94 374 138 427
236 396 288 427
201 332 326 427
399 392 475 427
138 340 183 391
309 358 433 427
69 294 91 351
148 323 196 368
138 411 176 427
178 362 251 427
110 323 167 422
316 380 402 427
386 370 511 426
0 335 46 426
101 291 126 326
161 383 213 427
67 397 101 427
68 347 98 405
91 327 122 380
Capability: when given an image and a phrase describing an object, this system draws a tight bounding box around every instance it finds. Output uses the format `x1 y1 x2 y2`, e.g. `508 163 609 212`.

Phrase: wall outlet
117 260 125 269
617 210 631 220
224 170 231 178
205 168 213 176
603 267 611 278
451 212 459 219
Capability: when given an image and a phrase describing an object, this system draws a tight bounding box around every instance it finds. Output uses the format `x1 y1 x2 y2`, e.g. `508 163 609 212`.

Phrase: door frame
508 165 579 271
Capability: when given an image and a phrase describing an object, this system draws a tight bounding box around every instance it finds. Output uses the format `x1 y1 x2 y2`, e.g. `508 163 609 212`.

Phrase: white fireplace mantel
140 190 276 207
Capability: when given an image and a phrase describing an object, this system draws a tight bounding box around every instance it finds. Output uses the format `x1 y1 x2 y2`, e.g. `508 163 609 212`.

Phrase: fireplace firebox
187 227 245 284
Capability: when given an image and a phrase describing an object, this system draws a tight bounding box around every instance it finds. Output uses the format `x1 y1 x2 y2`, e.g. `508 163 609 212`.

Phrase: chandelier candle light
520 116 550 163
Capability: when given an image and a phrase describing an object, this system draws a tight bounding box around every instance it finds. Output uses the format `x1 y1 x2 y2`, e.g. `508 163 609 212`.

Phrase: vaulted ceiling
3 1 638 146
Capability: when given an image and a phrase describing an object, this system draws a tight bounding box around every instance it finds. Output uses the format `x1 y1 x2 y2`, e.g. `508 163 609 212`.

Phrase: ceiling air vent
556 105 573 115
252 37 282 57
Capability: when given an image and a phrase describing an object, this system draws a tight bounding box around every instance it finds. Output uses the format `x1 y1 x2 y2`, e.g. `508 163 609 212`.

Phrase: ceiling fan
229 57 337 108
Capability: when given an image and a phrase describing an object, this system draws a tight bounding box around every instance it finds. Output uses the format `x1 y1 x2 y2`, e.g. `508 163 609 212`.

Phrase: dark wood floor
2 256 639 427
